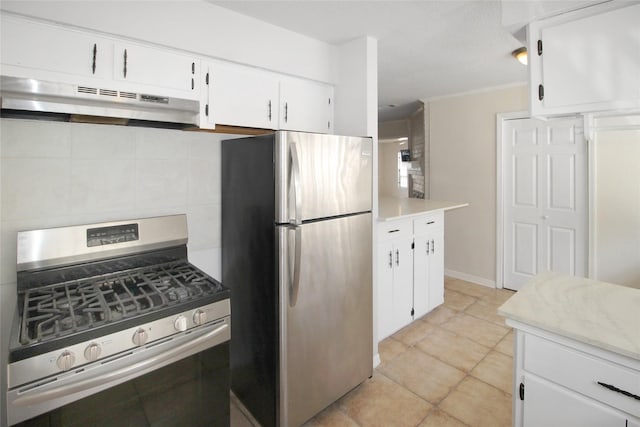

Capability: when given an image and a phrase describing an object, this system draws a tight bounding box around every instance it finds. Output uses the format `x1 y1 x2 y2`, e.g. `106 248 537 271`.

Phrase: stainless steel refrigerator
222 131 373 427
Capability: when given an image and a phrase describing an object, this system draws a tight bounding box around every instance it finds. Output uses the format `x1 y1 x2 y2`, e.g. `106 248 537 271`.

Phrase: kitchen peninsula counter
499 272 640 360
377 196 468 221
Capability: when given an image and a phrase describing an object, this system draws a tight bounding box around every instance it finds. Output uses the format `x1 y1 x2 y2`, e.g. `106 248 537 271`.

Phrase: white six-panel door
503 117 587 290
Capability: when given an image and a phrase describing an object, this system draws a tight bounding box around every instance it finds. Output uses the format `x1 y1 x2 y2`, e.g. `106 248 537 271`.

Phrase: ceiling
210 0 529 121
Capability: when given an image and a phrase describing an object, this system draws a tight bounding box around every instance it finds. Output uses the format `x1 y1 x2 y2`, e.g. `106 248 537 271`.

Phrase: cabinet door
113 43 199 98
377 242 395 341
280 76 333 134
413 234 430 318
392 238 414 332
529 3 640 116
427 229 444 311
204 61 279 129
523 376 628 427
1 15 111 81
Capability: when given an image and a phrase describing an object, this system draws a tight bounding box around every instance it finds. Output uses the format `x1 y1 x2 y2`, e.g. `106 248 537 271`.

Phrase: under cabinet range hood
0 76 200 126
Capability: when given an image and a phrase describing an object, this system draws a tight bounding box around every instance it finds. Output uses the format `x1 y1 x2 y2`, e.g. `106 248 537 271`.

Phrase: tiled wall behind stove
0 118 239 286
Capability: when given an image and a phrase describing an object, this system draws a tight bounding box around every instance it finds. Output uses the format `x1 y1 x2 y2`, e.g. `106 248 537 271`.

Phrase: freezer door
277 213 373 427
275 132 372 224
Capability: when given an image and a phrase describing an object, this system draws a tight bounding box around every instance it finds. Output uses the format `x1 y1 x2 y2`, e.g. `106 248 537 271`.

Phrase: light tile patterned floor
232 278 516 427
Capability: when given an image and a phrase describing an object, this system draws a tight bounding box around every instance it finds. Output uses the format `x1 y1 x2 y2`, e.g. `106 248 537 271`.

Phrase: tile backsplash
0 118 239 285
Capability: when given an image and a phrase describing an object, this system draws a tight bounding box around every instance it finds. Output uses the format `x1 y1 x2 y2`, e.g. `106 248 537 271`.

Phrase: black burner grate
19 261 223 345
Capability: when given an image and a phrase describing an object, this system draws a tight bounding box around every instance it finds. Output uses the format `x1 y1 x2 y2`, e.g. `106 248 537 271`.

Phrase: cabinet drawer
524 334 640 417
413 211 443 235
378 220 412 241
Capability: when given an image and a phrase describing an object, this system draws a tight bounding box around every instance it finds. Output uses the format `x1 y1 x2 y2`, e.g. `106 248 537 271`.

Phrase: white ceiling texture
210 0 530 121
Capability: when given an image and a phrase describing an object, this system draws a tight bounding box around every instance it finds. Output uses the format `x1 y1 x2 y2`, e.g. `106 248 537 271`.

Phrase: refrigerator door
275 132 372 224
277 213 373 427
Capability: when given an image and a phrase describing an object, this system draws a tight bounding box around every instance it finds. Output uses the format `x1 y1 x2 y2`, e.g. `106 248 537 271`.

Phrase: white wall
0 1 336 84
0 119 238 426
427 85 528 285
593 116 640 288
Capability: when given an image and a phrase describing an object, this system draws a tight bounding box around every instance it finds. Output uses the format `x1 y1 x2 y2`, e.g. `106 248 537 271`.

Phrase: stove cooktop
11 255 229 362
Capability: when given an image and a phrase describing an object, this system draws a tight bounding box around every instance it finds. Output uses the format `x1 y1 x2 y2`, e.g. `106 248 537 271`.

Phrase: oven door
8 317 230 427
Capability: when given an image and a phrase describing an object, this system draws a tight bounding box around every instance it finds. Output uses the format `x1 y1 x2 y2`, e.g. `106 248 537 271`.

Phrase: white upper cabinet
1 15 200 100
201 60 279 130
200 60 335 133
528 3 640 117
1 15 112 82
280 75 334 134
112 43 199 98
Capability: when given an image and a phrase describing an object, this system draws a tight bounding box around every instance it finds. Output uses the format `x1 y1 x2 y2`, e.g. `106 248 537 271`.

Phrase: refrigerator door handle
290 142 303 226
289 225 302 307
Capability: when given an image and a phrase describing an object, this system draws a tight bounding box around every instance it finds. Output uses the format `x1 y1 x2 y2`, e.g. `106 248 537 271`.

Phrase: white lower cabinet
413 213 444 317
377 210 445 341
511 325 640 427
377 220 414 340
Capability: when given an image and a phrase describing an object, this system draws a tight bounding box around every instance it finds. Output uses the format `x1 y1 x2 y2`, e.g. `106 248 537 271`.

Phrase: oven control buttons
84 343 102 362
56 350 75 371
174 315 188 332
193 309 207 325
132 328 148 346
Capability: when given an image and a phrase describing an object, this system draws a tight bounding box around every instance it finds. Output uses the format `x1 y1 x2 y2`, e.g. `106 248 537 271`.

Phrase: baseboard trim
445 269 496 289
373 353 381 369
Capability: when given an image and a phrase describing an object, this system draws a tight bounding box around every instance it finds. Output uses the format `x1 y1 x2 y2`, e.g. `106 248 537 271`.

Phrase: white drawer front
412 211 443 235
524 334 640 417
378 220 413 241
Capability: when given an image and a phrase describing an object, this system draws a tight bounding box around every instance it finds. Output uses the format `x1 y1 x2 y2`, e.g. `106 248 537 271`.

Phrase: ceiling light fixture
512 47 527 65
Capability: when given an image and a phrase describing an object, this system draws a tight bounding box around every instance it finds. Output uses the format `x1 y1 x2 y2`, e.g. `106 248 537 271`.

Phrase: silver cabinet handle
268 100 272 121
395 249 400 266
388 251 393 268
426 240 430 255
12 321 229 407
284 102 288 123
289 142 302 225
431 239 435 254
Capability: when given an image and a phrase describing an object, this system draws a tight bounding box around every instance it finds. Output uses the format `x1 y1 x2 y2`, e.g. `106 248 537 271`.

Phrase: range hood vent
0 76 200 127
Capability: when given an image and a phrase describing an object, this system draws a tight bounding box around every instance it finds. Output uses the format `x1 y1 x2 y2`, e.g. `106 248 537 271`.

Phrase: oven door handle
12 321 229 407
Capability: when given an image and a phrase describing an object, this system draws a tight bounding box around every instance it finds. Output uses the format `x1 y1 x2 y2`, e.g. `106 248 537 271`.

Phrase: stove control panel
9 298 230 389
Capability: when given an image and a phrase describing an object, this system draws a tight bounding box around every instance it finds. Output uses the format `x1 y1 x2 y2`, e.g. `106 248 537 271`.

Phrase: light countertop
498 272 640 360
378 196 468 221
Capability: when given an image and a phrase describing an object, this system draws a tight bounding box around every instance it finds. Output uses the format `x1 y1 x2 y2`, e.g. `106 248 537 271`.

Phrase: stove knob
84 343 102 362
174 315 188 332
56 350 75 371
132 328 148 346
193 309 207 325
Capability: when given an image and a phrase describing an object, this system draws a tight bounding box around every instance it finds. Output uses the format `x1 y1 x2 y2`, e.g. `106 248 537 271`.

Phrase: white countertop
498 273 640 360
378 197 468 221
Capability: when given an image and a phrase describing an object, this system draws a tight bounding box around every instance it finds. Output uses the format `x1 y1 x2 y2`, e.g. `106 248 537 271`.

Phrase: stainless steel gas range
7 214 231 426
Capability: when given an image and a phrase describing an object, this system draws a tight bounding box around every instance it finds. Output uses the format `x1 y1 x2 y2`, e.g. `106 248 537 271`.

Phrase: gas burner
18 260 224 346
